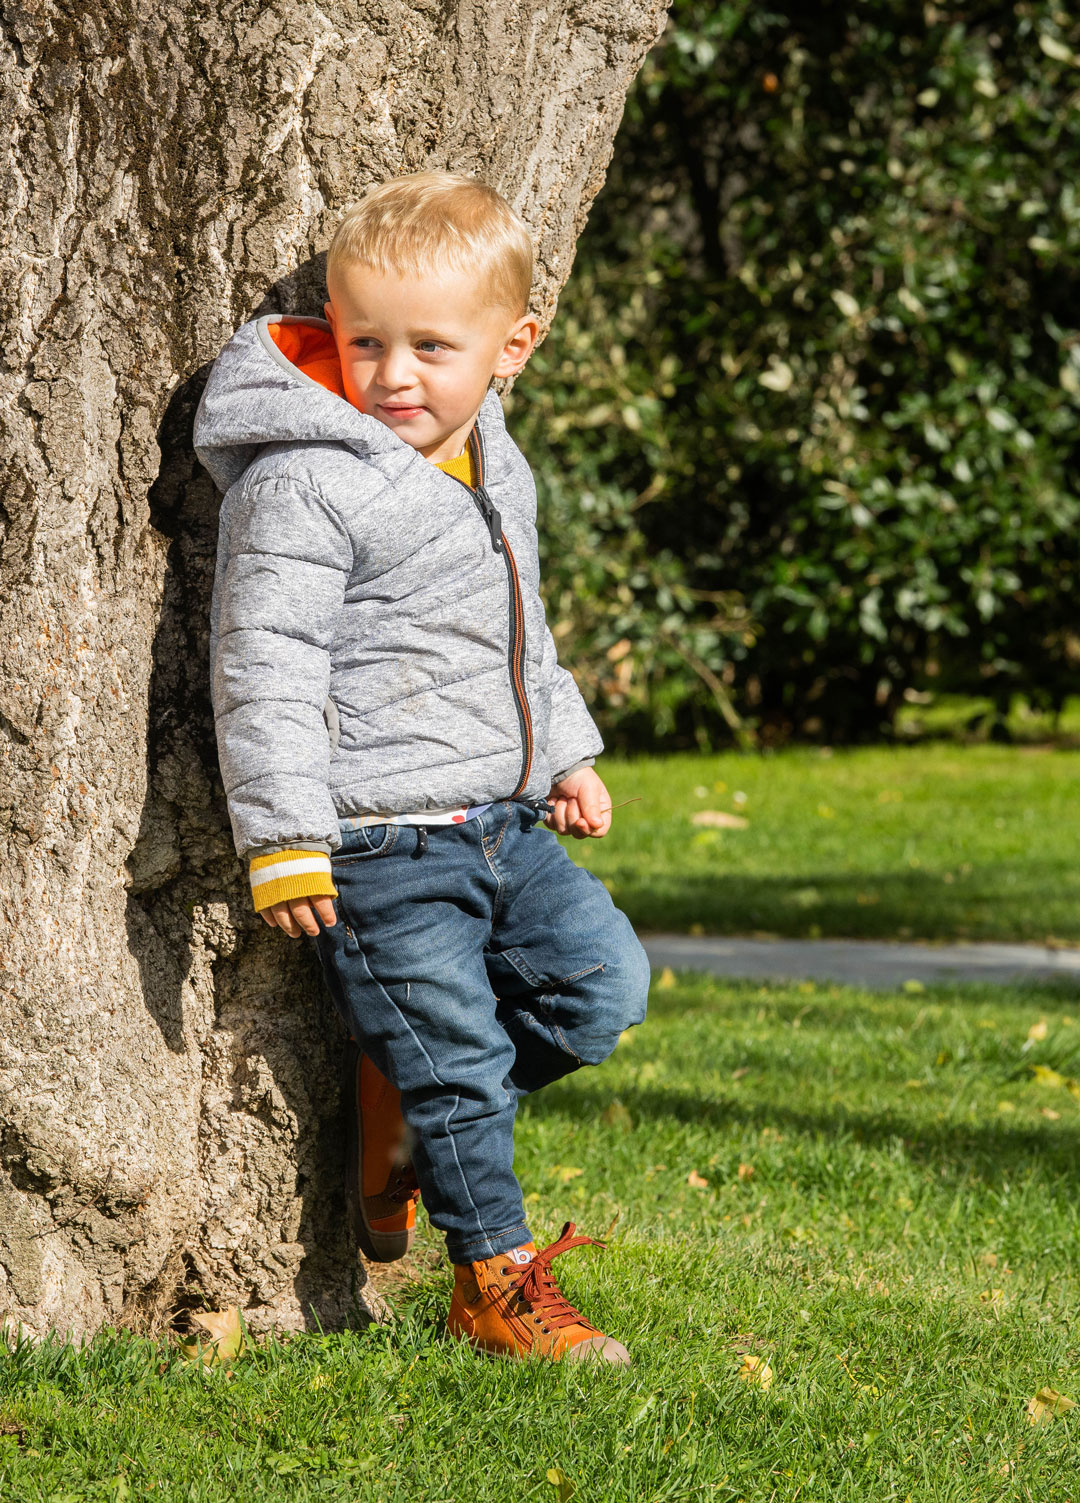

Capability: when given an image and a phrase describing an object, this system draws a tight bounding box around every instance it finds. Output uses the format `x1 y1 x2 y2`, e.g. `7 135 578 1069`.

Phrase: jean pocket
333 823 398 863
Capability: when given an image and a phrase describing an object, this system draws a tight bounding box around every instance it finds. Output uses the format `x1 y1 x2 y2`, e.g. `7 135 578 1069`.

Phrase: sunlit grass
566 742 1080 942
2 974 1077 1500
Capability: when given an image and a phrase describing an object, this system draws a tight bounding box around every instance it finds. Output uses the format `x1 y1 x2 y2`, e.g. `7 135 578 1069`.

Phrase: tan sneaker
343 1040 420 1262
446 1222 629 1363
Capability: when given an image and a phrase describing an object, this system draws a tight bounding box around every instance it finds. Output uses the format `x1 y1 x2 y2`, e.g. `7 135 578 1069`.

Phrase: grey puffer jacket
194 314 603 863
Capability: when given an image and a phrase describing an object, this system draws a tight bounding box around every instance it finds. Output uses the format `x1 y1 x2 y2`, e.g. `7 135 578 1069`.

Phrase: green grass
565 743 1080 942
3 974 1079 1500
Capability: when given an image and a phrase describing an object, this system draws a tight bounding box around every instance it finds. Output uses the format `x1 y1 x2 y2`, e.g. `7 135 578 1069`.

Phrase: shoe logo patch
508 1247 533 1266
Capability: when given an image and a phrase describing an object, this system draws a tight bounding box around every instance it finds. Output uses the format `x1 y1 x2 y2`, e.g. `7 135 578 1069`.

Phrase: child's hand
261 895 338 938
545 766 613 839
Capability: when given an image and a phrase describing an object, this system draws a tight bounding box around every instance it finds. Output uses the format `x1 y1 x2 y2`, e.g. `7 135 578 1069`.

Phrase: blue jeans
310 799 650 1264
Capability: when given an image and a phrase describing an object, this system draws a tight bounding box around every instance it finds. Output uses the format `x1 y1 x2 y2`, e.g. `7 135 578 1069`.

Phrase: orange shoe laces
505 1222 605 1331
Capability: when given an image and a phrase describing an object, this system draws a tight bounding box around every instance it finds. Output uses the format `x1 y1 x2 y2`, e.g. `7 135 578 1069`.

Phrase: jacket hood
193 314 506 492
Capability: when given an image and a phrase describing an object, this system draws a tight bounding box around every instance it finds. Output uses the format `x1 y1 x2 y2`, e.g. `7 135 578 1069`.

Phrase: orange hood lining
266 320 346 400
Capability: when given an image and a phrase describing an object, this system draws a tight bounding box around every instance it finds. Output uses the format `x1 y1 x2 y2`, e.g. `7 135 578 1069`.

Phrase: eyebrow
347 326 463 343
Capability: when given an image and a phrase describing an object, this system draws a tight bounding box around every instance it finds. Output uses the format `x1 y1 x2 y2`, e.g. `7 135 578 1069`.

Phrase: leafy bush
509 0 1080 746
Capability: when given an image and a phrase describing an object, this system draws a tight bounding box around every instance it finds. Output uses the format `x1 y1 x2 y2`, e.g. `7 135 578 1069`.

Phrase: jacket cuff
552 756 596 784
249 849 339 913
244 838 334 859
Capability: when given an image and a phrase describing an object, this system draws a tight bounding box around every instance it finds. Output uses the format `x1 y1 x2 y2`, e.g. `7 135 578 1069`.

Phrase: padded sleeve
211 475 351 861
540 624 605 786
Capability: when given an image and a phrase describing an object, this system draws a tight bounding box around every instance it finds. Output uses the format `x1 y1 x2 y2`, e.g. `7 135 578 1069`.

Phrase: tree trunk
0 0 670 1340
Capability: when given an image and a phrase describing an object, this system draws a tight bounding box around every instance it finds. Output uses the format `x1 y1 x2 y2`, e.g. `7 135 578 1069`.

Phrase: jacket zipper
440 423 533 797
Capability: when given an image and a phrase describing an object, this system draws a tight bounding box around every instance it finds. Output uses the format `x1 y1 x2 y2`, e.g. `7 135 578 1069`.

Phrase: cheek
340 358 374 404
427 364 485 411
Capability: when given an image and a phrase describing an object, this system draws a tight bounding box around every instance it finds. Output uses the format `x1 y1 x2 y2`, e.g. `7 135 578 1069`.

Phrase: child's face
325 262 538 464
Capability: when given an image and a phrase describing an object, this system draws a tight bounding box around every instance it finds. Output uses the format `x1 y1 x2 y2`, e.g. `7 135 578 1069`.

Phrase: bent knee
571 929 651 1064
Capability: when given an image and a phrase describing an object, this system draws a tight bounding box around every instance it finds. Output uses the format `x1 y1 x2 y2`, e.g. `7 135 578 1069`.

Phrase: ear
492 312 540 379
324 300 337 333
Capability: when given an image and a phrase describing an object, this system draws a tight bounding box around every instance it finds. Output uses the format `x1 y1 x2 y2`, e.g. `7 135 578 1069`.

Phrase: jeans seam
352 944 483 1236
332 823 399 863
482 823 508 925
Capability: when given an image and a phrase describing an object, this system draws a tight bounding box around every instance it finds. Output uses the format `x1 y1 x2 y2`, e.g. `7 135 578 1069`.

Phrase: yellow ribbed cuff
249 850 339 913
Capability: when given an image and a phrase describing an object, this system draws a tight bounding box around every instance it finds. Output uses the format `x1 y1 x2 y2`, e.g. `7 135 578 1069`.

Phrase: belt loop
414 825 429 857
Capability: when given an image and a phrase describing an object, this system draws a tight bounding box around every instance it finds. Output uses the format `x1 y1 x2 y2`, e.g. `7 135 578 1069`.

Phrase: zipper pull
476 485 503 552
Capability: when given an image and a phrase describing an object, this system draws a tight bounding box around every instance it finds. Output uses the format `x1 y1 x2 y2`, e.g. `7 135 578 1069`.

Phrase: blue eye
418 341 443 354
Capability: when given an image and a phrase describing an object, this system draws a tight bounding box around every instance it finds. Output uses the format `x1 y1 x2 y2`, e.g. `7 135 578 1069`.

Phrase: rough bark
0 0 670 1340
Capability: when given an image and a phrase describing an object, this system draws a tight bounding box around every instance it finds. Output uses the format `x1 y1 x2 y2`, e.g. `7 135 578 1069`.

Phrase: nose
376 345 416 393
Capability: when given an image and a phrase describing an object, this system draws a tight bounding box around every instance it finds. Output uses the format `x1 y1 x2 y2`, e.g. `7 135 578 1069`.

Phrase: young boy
194 172 651 1363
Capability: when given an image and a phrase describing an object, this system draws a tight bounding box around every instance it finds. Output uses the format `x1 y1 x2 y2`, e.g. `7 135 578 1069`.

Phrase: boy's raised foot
446 1222 630 1364
344 1039 419 1262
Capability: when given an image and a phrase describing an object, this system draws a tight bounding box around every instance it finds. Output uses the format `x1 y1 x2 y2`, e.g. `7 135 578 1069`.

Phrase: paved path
639 933 1080 989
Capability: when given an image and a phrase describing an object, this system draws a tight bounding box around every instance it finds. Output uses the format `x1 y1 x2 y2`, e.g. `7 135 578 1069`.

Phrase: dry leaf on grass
1027 1019 1049 1042
546 1467 576 1502
691 810 749 830
551 1165 584 1184
1025 1387 1077 1426
1030 1064 1069 1089
737 1162 755 1181
738 1354 774 1391
600 1100 634 1132
178 1305 246 1365
657 967 677 991
686 1170 709 1189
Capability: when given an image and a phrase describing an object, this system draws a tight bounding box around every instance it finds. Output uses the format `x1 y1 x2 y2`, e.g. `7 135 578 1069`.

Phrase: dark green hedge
508 0 1080 747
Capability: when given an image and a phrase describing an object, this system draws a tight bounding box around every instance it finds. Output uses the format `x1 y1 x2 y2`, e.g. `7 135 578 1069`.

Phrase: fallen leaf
628 1392 660 1425
738 1354 774 1391
731 1066 750 1081
977 1251 998 1269
551 1165 584 1184
979 1288 1005 1305
691 810 749 830
1025 1387 1077 1426
686 1170 709 1189
601 1099 634 1132
546 1467 576 1502
737 1162 755 1182
1031 1064 1068 1089
1027 1019 1049 1042
1041 1107 1061 1121
657 967 677 991
996 1101 1016 1114
178 1305 246 1365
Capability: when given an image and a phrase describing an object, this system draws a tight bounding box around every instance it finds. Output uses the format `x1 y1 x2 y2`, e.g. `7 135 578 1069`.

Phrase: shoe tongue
505 1243 537 1267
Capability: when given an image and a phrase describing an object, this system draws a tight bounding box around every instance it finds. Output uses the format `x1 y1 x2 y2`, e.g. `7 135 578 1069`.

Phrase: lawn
2 973 1078 1501
568 743 1080 943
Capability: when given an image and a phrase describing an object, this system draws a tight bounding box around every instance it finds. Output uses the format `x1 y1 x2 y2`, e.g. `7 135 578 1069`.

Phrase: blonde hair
327 171 533 316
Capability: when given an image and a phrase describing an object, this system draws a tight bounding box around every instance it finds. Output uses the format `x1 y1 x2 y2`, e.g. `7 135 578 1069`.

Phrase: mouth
377 402 427 420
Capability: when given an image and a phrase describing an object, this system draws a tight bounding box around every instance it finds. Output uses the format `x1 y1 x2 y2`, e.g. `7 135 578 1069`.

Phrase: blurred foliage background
507 0 1080 750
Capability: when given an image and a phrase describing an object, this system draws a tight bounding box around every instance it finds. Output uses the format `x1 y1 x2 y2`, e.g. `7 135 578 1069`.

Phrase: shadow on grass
522 1079 1080 1190
609 865 1080 943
